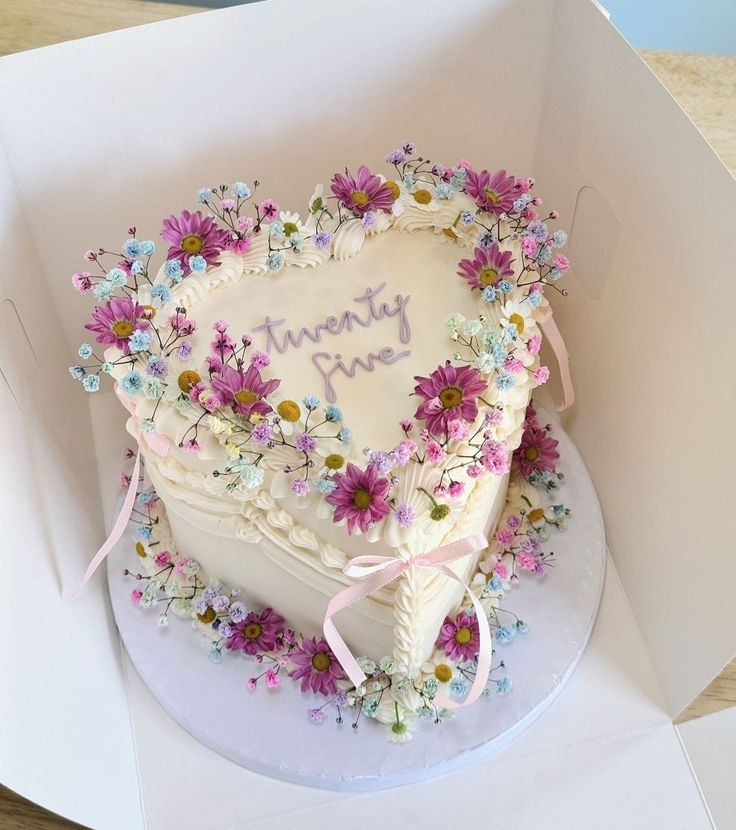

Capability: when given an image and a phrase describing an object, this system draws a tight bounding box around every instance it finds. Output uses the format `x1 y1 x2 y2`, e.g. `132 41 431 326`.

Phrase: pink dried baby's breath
72 272 92 292
425 440 445 464
250 350 271 369
448 481 465 498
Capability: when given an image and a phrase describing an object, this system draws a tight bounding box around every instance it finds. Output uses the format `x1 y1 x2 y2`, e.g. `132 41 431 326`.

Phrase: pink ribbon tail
540 314 575 411
69 450 141 600
323 558 406 690
323 533 491 709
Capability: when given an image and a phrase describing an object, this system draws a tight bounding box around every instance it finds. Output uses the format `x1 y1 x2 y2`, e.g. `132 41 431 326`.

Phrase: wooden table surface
1 3 734 828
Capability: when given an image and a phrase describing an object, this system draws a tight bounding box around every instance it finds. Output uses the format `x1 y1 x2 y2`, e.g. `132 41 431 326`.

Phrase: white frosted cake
71 143 572 730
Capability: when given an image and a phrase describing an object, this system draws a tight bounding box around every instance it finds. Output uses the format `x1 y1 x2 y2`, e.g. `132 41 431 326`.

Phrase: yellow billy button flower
413 188 432 205
325 453 345 470
177 370 201 392
528 507 546 523
434 663 453 683
277 400 301 422
135 542 147 558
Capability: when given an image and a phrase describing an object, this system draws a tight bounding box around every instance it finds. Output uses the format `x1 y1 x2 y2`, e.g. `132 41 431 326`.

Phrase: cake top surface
70 142 571 552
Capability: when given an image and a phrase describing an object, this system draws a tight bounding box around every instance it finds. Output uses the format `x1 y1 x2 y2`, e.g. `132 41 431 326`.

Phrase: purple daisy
457 243 515 290
514 423 560 477
160 210 231 275
288 636 345 696
84 297 150 355
464 168 517 215
413 362 488 437
210 363 280 418
226 607 285 655
436 611 480 662
330 165 395 217
325 462 391 534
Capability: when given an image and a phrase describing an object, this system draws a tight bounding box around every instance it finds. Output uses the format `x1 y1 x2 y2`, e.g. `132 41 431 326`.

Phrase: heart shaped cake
71 142 572 723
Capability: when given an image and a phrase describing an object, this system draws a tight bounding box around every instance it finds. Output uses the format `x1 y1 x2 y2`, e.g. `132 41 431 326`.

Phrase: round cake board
107 408 606 791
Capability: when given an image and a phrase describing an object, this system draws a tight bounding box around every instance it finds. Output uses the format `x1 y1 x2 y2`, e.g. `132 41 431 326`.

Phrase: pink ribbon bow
323 532 491 708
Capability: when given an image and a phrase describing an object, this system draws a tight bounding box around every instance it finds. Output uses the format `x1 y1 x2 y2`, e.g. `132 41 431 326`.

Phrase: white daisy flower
499 298 541 341
420 650 459 687
386 715 415 744
279 210 311 237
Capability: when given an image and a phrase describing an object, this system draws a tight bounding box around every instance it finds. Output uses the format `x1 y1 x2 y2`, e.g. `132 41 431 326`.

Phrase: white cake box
1 0 735 827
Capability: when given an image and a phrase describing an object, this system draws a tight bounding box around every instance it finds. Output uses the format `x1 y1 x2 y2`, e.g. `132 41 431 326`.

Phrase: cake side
114 399 573 738
137 434 511 667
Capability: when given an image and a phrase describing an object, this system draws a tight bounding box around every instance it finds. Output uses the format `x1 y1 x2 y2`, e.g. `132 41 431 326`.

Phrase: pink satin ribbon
540 314 575 411
323 532 491 708
70 450 141 599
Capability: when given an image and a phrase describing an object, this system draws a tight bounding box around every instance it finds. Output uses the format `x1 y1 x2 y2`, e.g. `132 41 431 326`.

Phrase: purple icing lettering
312 347 411 402
251 315 287 353
253 283 411 354
325 315 341 334
394 294 411 343
377 346 408 365
311 351 341 403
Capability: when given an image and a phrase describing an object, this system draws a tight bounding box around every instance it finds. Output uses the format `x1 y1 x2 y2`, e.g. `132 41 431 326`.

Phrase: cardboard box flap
533 0 736 716
0 155 143 827
0 7 734 822
0 0 556 343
